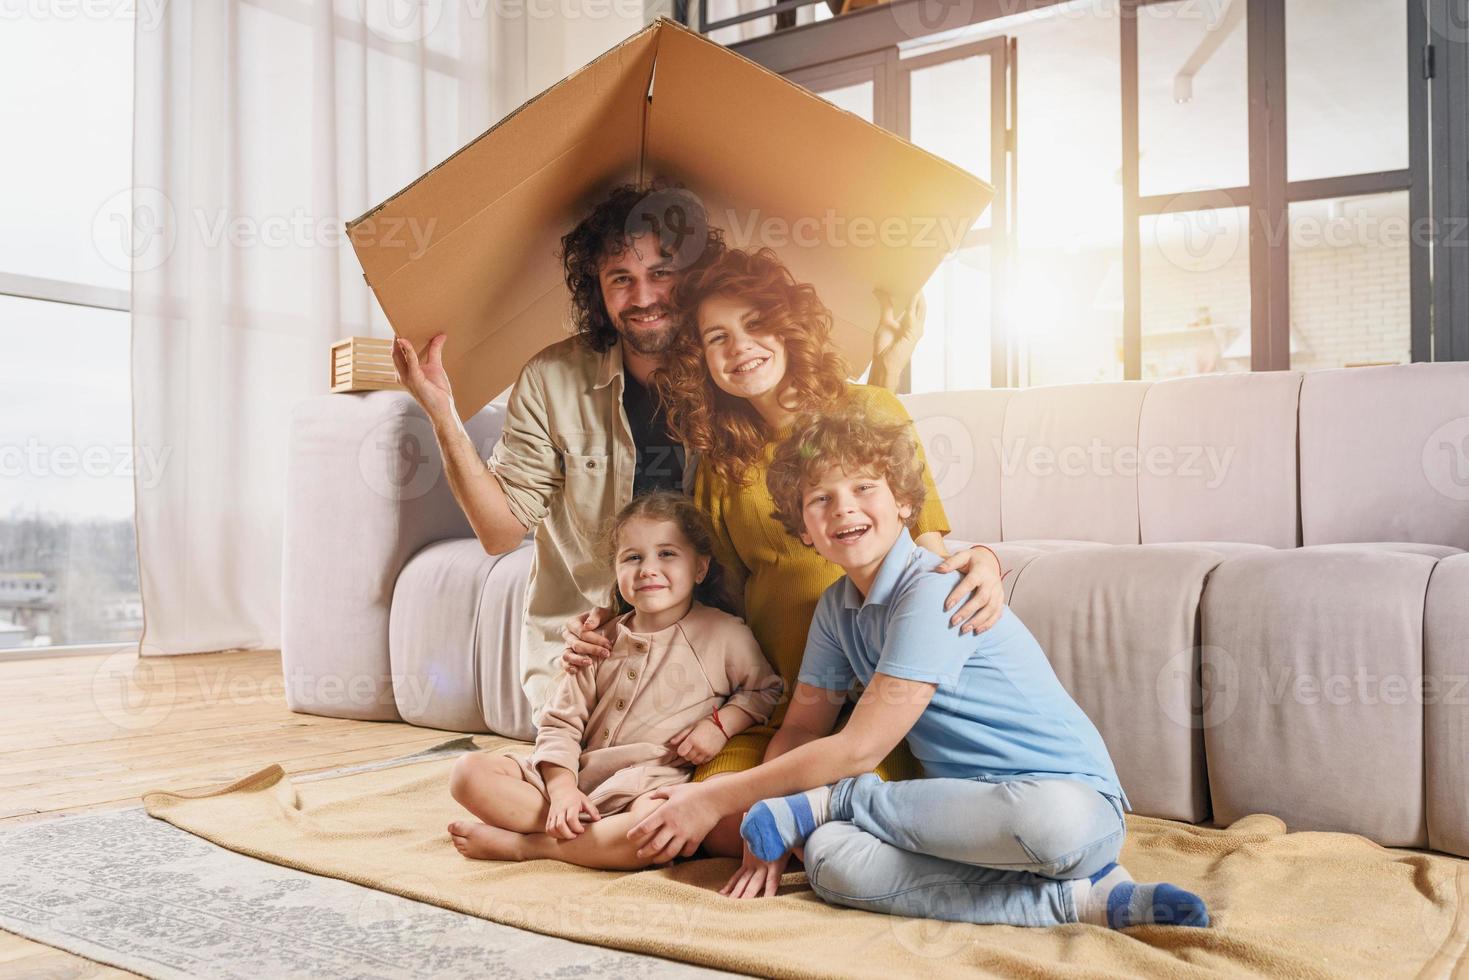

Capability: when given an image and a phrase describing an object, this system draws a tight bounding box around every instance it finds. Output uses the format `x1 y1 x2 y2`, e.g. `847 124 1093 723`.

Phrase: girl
447 491 783 870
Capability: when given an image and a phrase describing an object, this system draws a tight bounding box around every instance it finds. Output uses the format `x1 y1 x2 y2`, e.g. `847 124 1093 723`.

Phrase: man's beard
618 312 678 356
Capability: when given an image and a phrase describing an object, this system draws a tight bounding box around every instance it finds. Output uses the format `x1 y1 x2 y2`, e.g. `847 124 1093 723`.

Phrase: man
390 182 1000 735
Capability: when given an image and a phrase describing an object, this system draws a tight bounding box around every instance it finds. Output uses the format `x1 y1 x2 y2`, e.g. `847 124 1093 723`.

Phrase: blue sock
739 785 833 861
1074 863 1210 929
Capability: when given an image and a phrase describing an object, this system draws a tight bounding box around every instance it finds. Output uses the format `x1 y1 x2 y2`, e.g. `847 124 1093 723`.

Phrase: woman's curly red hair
653 248 848 486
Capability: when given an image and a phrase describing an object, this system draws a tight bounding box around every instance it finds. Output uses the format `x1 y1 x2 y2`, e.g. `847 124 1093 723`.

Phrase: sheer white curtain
130 1 539 656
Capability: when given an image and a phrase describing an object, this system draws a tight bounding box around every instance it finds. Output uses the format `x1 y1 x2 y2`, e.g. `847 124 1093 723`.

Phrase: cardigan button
616 698 626 710
585 458 596 468
627 669 637 680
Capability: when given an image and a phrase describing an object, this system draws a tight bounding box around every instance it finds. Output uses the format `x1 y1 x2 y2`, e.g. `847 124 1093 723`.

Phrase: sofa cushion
999 382 1151 544
901 390 1014 544
1300 362 1469 549
282 392 508 722
1006 543 1229 823
1426 553 1469 857
1138 372 1302 548
1200 546 1435 847
389 538 536 739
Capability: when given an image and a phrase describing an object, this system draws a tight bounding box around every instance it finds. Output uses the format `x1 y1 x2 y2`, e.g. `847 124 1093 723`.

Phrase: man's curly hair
559 182 726 352
766 402 927 540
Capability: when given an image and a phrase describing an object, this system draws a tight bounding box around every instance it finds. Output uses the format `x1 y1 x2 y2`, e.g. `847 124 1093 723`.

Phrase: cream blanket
143 739 1469 978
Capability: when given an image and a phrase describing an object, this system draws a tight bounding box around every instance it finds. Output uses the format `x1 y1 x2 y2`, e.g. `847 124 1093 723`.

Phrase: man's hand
391 334 456 423
668 718 727 766
869 289 926 390
560 606 616 673
545 785 601 840
720 840 790 899
627 781 722 863
934 545 1005 635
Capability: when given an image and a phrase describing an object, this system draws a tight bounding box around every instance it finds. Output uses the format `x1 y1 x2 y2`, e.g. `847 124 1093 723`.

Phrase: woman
563 247 1005 882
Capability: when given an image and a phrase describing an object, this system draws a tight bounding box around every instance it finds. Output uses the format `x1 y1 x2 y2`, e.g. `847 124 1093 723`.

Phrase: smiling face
613 516 710 620
695 293 789 405
598 232 679 356
798 463 914 580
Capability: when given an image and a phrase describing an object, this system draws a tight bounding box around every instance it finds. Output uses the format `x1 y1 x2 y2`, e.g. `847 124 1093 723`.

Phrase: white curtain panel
129 1 543 656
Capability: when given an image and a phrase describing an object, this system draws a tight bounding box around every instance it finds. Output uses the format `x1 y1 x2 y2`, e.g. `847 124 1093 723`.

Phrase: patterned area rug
0 740 740 979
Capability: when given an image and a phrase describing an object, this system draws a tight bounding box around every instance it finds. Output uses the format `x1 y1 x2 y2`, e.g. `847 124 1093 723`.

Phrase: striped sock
1073 863 1210 929
740 785 833 861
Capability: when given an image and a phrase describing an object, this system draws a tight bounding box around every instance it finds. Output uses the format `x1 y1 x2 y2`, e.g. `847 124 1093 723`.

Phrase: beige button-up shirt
486 335 696 724
524 602 783 814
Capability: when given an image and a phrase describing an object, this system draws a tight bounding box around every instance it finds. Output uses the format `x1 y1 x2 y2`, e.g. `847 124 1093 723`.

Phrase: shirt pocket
562 450 613 541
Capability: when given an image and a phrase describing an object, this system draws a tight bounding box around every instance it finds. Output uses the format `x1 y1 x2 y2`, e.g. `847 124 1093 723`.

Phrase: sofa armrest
281 390 509 720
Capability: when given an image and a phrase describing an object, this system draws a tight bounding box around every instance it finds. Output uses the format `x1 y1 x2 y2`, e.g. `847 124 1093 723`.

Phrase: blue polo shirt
797 527 1130 808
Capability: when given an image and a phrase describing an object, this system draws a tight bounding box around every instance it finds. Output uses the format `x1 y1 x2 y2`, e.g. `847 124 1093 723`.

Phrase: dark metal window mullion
1120 0 1141 381
1247 0 1289 372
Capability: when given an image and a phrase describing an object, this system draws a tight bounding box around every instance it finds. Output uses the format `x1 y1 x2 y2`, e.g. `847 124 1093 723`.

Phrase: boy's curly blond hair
766 402 927 540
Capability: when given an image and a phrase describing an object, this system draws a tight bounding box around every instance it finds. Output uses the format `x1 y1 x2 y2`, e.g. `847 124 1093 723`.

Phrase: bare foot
447 820 525 861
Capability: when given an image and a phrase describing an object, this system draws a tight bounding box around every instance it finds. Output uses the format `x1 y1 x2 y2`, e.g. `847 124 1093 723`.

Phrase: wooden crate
330 336 405 393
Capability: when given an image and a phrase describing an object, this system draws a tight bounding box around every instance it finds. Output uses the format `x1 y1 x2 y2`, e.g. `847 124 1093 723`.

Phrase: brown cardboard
347 17 993 421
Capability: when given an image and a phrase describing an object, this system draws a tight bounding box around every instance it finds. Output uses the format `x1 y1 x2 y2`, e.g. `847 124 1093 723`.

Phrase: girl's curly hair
653 247 849 486
559 183 725 353
597 491 734 616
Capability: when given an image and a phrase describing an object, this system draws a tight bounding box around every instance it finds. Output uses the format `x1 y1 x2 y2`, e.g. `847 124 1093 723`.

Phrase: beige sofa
281 361 1469 857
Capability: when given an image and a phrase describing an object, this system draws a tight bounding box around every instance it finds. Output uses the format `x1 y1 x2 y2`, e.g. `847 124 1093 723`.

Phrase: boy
627 404 1209 930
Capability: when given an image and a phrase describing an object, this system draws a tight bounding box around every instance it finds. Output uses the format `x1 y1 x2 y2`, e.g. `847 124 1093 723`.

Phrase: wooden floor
0 647 481 978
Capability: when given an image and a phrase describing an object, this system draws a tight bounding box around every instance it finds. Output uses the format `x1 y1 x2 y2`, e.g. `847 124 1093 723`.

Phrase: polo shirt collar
842 525 918 610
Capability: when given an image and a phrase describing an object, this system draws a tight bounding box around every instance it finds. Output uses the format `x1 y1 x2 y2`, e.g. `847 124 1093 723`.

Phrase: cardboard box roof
346 16 994 421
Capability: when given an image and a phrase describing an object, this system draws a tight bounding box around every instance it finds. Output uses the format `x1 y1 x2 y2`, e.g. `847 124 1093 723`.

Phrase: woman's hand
627 781 722 863
545 786 601 840
720 840 790 899
668 718 727 766
390 334 456 424
934 545 1005 635
869 289 927 390
560 606 616 673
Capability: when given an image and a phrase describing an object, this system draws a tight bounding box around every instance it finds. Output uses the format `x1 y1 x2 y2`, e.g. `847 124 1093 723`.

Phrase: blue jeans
804 773 1126 927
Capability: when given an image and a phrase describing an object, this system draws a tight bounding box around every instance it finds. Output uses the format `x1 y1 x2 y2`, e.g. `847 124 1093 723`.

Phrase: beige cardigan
520 602 783 815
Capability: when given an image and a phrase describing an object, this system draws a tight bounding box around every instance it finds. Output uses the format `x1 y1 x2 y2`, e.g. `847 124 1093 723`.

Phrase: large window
0 11 139 651
727 0 1440 385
